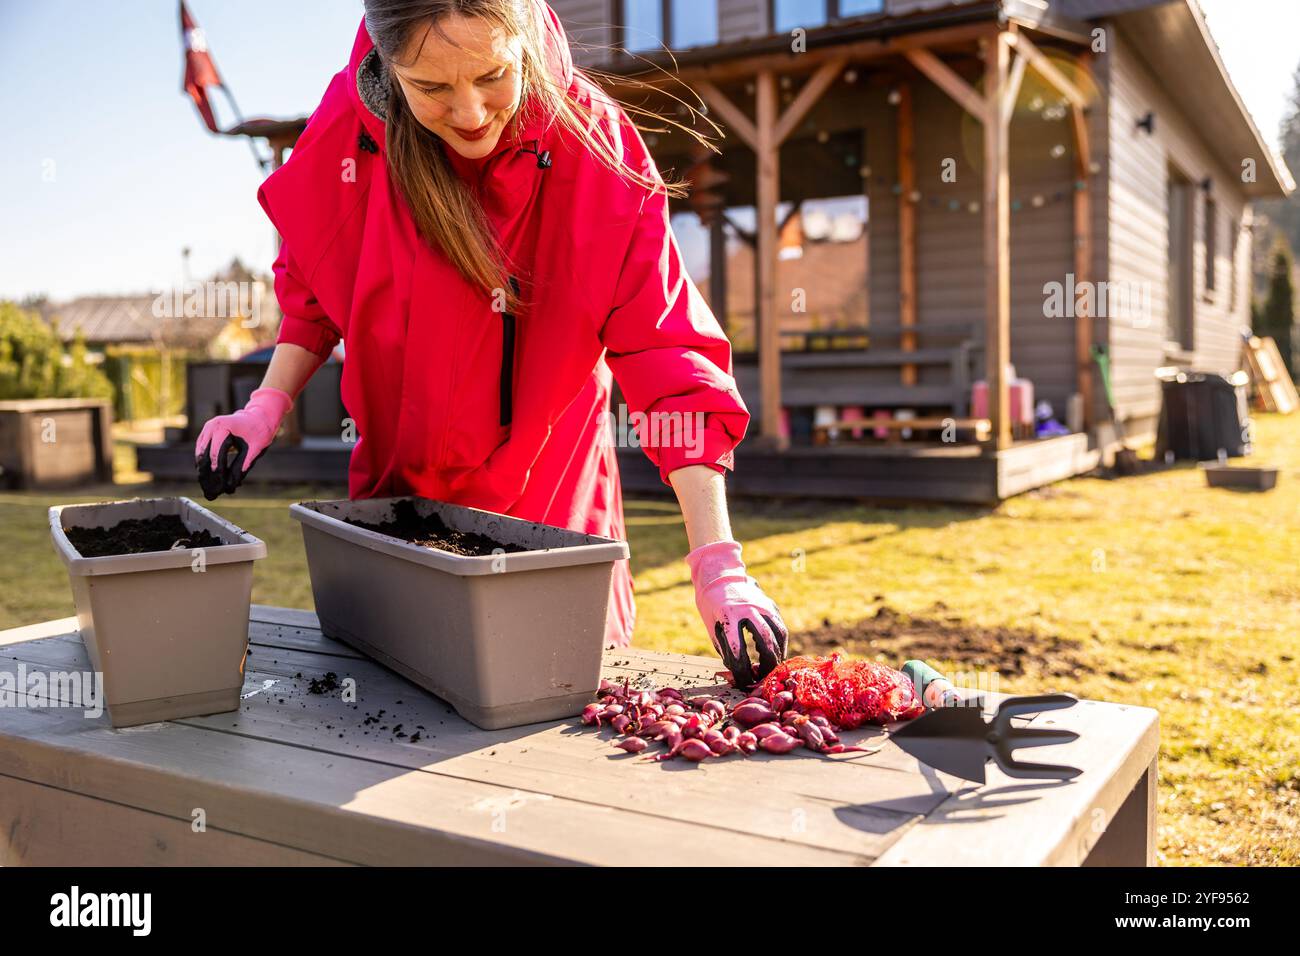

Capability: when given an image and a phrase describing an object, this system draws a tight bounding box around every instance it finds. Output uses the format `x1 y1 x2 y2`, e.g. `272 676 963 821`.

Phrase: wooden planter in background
0 398 113 489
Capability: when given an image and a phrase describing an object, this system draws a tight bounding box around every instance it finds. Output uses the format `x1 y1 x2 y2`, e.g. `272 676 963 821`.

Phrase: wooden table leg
1084 756 1157 866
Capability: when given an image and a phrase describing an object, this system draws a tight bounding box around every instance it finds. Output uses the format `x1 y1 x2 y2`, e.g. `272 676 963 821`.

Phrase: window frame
768 0 886 33
1203 193 1217 296
1166 162 1196 353
617 0 719 54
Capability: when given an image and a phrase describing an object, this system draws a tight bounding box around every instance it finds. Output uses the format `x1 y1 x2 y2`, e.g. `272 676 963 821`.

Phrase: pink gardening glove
193 387 293 500
685 539 789 688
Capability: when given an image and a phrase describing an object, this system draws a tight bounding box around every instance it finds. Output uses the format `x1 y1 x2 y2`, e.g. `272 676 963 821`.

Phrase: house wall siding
553 1 964 64
859 67 1082 413
551 3 1257 433
719 0 768 43
1102 24 1252 428
885 0 981 14
550 0 612 67
550 0 768 61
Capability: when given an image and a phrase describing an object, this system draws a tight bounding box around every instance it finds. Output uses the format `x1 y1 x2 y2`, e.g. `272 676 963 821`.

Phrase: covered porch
606 4 1106 500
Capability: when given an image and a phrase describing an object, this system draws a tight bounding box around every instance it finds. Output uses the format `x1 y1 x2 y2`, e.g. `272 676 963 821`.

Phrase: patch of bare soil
348 499 529 556
792 605 1093 680
65 514 226 557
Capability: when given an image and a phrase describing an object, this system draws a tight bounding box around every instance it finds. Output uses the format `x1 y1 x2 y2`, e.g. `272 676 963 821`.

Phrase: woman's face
390 14 524 159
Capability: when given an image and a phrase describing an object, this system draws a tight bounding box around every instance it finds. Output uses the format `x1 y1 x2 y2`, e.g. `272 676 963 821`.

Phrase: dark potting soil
348 499 531 556
65 514 227 558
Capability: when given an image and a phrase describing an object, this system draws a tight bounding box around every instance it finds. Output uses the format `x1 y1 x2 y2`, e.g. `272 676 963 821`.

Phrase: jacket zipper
499 276 520 427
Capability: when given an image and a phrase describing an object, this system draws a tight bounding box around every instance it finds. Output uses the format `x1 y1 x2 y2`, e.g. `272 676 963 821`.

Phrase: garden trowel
890 694 1083 784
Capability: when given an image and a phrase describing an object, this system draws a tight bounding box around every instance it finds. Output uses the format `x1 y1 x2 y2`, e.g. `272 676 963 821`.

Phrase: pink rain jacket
257 1 749 646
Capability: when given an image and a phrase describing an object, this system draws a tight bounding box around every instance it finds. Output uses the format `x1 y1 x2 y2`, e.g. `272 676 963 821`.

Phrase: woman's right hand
194 387 293 500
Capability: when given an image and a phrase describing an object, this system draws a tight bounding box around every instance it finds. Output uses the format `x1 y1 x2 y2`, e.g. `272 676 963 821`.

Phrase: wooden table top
0 606 1159 866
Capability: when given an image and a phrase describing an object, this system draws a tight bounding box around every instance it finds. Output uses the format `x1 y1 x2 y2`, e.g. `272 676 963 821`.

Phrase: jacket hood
346 0 576 160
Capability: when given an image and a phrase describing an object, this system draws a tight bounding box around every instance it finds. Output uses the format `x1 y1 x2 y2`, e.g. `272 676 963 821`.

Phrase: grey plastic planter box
1202 464 1279 491
49 497 266 727
290 497 630 729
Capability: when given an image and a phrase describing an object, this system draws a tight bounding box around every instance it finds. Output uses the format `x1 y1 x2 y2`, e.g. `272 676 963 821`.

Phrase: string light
796 126 1084 214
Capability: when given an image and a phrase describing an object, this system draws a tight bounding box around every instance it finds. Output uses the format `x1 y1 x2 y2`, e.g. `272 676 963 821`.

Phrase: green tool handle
1091 345 1117 411
902 659 959 709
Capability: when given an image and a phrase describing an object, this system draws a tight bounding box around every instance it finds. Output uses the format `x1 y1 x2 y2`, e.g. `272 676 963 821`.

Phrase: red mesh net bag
755 654 924 729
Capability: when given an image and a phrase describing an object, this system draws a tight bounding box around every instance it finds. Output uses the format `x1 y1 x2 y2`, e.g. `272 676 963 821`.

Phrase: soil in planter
348 499 531 556
65 514 227 558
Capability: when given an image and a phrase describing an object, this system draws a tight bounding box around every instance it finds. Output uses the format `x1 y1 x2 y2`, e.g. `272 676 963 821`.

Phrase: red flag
181 1 224 133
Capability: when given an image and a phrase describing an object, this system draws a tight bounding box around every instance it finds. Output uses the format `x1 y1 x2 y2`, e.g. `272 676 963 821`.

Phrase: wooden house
42 293 262 423
552 0 1293 500
140 0 1292 502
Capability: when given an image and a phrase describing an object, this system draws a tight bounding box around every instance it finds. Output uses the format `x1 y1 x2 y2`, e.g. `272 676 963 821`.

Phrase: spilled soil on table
792 604 1093 681
65 514 226 557
348 499 529 556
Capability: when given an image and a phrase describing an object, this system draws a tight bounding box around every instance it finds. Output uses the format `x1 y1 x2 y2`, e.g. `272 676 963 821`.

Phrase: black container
1156 371 1250 461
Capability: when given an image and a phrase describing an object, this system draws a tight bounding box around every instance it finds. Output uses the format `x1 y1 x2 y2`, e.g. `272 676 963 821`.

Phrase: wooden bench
733 331 984 435
814 416 993 445
0 606 1158 866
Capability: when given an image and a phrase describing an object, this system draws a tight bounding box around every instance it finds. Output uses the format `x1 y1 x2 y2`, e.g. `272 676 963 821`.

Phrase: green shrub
1257 241 1297 379
0 301 114 401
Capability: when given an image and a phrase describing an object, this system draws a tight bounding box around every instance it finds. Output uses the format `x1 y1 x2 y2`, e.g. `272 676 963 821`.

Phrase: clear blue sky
0 0 1296 302
0 0 365 301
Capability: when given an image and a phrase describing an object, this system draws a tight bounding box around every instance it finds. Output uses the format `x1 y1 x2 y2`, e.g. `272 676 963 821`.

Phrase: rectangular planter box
49 497 266 727
290 497 630 729
1202 464 1279 491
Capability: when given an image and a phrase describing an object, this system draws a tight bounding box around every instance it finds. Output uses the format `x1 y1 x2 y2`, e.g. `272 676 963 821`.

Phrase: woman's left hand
686 539 789 688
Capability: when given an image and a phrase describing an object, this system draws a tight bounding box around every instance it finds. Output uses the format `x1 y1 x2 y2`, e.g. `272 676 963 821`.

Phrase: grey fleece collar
356 48 390 123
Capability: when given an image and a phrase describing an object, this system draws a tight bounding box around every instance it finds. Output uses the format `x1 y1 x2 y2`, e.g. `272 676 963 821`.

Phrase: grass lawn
2 414 1296 865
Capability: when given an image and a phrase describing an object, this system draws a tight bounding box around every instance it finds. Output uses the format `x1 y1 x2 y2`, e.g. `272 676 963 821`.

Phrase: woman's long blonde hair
364 0 714 312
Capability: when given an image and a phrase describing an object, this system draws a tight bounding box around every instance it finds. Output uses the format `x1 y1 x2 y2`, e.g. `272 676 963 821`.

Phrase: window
772 0 883 33
1166 166 1194 349
774 0 828 32
621 0 718 53
673 1 718 48
1228 218 1239 311
840 0 885 16
1204 194 1217 294
708 196 869 353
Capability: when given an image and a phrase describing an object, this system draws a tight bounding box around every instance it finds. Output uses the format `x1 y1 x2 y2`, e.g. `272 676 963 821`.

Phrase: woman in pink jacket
195 0 788 685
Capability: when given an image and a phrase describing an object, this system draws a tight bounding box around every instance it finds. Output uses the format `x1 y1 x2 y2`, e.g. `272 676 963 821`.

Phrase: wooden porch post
754 69 783 448
1072 100 1093 428
699 58 847 450
709 218 729 336
983 32 1012 450
897 83 917 386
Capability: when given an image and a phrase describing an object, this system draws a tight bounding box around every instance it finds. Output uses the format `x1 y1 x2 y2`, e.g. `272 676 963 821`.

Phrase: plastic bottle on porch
971 366 1037 438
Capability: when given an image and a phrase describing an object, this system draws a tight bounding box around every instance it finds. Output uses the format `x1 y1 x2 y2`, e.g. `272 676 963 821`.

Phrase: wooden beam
709 217 728 337
1003 50 1027 121
904 47 989 124
1006 32 1088 111
861 126 872 328
773 57 848 145
1070 53 1095 429
695 80 759 151
983 32 1012 450
1070 104 1090 179
754 70 785 448
897 83 918 386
